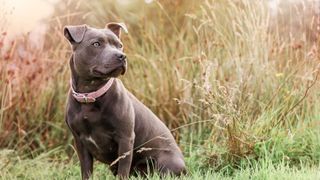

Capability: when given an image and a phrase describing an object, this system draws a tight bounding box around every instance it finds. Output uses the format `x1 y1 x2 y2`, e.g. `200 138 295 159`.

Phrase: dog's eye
92 42 100 47
118 43 123 48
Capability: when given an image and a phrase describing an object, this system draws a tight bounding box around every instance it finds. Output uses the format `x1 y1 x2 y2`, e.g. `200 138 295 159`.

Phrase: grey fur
64 24 186 180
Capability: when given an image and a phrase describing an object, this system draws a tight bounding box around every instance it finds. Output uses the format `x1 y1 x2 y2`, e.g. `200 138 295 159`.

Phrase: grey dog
64 23 186 179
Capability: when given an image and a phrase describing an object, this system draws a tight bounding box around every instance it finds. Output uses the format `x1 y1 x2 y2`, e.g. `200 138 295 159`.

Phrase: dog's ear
64 24 87 44
106 22 128 38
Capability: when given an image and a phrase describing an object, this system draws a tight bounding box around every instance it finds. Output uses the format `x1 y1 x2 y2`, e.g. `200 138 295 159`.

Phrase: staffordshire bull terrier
64 23 186 180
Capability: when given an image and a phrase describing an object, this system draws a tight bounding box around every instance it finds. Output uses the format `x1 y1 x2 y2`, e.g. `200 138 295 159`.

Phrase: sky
1 0 59 36
0 0 154 37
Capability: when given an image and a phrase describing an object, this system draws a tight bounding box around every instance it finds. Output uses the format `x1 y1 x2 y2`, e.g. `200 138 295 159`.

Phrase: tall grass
0 0 319 172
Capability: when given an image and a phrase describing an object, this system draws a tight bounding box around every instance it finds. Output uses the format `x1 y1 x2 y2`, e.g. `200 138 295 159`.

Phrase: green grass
1 146 319 180
1 126 320 179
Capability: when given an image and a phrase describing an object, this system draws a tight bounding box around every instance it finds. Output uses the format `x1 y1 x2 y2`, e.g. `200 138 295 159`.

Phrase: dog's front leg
73 133 93 180
66 116 93 180
116 132 135 179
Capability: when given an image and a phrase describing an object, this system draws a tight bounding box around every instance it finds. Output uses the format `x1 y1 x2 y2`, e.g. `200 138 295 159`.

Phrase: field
0 0 319 179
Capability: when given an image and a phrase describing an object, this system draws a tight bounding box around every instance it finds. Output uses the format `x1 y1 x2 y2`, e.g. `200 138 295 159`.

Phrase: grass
0 0 320 179
1 146 319 180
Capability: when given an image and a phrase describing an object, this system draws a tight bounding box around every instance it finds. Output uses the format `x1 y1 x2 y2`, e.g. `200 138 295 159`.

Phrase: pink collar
70 78 115 103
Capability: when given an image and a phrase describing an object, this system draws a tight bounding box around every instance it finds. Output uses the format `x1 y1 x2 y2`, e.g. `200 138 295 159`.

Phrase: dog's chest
69 103 115 133
68 104 118 161
79 132 117 159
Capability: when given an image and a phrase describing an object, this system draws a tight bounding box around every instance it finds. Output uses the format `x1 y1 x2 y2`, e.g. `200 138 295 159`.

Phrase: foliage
0 0 319 178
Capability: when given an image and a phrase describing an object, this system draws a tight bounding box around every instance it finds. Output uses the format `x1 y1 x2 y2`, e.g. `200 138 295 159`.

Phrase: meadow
0 0 319 179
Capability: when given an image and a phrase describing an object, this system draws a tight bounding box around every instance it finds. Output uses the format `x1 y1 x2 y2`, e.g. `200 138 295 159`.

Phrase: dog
64 23 186 180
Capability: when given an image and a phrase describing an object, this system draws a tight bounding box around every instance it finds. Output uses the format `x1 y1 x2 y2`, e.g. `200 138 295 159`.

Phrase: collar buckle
72 92 96 103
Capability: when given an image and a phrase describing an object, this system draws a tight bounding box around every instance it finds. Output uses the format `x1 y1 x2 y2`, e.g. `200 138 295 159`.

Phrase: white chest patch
86 136 100 150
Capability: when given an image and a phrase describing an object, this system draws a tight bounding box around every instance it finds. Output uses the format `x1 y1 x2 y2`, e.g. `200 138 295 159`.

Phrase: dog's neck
71 76 111 93
70 58 111 93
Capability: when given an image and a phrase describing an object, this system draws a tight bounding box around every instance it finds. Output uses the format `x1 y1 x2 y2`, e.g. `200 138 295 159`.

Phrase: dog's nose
115 53 126 61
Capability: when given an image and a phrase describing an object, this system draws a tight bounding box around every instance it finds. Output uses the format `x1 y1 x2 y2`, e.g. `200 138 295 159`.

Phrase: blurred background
0 0 319 179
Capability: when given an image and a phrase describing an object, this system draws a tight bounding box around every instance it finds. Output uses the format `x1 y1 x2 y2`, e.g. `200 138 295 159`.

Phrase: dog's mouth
92 63 127 78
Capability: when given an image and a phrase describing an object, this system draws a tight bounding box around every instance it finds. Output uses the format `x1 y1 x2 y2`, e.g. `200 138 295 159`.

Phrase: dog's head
64 23 128 79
